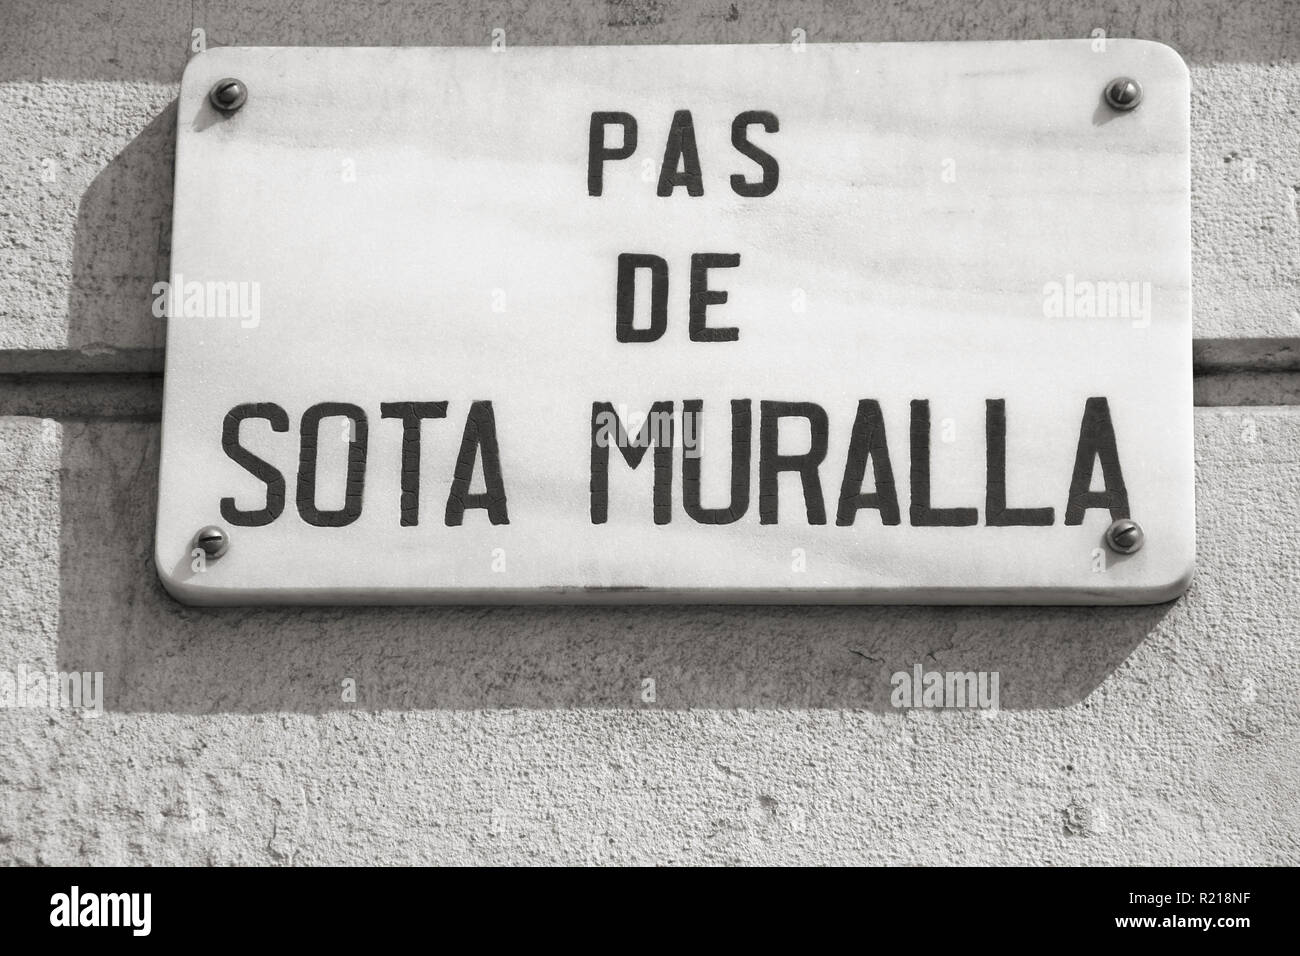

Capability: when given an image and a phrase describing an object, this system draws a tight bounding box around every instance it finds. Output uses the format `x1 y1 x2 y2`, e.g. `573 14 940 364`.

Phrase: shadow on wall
54 95 1180 715
1 0 1296 83
64 103 176 357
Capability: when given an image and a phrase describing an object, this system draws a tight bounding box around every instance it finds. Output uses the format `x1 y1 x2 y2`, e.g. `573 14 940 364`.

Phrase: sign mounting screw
193 525 230 560
208 78 248 113
1105 518 1144 554
1103 77 1142 112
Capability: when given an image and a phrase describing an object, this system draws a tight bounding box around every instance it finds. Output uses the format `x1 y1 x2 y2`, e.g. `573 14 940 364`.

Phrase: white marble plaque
157 41 1193 604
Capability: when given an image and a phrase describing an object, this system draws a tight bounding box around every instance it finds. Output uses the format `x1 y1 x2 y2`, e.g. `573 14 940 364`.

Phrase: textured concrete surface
0 410 1298 864
1 1 1298 864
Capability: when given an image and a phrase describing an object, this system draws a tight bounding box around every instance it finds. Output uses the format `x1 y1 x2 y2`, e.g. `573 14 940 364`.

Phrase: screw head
193 525 229 559
1104 77 1142 112
1105 518 1144 555
208 78 247 113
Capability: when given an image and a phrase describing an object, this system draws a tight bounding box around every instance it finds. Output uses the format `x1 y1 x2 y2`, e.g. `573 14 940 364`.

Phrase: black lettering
590 401 674 524
836 399 900 526
682 399 751 524
587 111 637 196
220 402 289 527
297 402 368 527
759 401 828 524
445 401 510 526
656 110 704 196
689 253 741 342
909 400 977 526
380 401 448 527
729 110 779 197
1064 396 1130 524
616 253 669 343
985 399 1054 526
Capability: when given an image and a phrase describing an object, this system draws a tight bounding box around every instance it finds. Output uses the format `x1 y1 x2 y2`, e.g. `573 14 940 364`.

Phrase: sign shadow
55 102 1177 714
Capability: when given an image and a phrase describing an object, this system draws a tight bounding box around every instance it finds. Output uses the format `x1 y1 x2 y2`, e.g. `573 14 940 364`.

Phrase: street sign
157 41 1193 604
